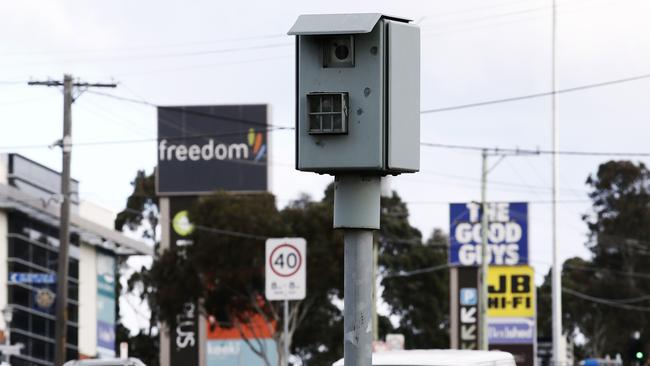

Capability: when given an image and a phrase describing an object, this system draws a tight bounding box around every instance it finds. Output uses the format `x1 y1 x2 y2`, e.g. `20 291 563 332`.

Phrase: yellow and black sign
487 265 535 318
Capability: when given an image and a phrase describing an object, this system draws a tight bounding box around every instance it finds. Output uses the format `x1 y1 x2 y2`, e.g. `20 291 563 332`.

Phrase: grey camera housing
289 13 420 175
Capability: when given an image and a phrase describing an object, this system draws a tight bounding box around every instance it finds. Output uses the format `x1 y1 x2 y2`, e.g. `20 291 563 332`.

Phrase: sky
1 0 650 332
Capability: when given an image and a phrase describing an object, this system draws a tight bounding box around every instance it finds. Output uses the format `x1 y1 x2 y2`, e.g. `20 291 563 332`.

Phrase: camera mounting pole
335 175 381 366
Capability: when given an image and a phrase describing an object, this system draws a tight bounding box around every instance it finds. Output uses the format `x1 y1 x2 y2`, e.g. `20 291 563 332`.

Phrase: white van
332 349 516 366
62 359 146 366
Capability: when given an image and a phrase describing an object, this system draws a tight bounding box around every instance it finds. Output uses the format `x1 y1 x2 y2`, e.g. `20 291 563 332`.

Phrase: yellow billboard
487 265 535 318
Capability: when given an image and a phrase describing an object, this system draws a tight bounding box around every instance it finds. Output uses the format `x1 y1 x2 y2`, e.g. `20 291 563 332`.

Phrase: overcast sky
2 0 650 330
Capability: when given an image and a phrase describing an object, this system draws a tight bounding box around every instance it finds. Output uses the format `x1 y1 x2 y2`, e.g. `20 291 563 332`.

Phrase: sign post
265 238 307 366
449 202 535 363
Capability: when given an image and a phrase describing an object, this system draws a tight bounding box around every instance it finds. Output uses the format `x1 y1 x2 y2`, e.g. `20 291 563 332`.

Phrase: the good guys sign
449 202 528 266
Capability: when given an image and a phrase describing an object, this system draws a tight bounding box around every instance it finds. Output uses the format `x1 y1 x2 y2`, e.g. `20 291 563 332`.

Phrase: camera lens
334 45 349 60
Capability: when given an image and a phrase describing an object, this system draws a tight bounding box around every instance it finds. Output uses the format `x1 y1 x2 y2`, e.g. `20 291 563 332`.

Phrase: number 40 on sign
265 238 307 301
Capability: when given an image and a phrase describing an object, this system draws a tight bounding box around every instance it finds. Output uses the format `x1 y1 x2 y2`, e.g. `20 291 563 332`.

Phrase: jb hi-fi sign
156 105 269 195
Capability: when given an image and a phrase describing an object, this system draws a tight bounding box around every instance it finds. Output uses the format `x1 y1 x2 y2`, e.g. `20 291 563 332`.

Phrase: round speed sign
269 243 303 277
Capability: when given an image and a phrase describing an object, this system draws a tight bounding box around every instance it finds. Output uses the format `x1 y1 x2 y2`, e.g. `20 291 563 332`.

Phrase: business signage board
156 104 268 195
449 202 528 266
169 197 200 366
265 238 307 301
487 266 536 366
456 266 480 349
488 317 535 345
97 251 117 358
487 265 535 318
9 272 56 284
206 313 277 366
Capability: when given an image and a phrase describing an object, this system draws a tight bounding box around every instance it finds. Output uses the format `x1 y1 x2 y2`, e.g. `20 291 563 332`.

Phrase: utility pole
479 149 489 350
551 0 564 364
28 75 116 366
477 148 540 351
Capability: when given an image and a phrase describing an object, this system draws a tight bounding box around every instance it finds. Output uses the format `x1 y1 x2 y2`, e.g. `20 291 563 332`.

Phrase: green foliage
186 192 286 326
379 192 450 349
538 161 650 360
121 177 451 365
114 169 160 364
116 324 160 366
280 192 345 365
115 170 158 239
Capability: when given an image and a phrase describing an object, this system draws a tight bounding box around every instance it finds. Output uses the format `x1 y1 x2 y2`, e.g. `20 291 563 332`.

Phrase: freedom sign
449 202 528 266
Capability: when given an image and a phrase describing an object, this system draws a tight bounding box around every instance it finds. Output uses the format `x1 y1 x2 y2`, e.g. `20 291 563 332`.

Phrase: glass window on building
7 211 80 366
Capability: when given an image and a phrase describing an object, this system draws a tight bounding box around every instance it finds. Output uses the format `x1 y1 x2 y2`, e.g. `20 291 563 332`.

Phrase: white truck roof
332 349 516 366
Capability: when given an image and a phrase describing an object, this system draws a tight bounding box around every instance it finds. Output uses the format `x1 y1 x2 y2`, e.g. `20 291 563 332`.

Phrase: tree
114 170 160 366
280 191 345 365
537 161 650 361
379 192 450 349
148 189 348 366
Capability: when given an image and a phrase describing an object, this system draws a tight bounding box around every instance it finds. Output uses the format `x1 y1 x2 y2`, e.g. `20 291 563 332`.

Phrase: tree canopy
538 161 650 362
117 173 451 365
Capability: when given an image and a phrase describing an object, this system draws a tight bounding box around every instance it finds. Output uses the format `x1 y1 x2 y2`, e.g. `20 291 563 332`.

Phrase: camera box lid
288 13 411 35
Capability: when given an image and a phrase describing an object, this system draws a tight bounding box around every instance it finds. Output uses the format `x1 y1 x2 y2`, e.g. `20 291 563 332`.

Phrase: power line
87 90 290 130
534 259 650 280
383 263 450 278
10 68 650 125
421 142 650 157
563 287 650 312
0 33 287 57
421 72 650 114
2 43 293 68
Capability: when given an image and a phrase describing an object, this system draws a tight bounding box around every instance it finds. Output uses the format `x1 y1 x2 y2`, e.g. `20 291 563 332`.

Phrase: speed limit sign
265 238 306 300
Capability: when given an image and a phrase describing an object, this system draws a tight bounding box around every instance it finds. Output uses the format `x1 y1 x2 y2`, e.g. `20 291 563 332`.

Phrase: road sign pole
284 299 289 366
265 238 307 366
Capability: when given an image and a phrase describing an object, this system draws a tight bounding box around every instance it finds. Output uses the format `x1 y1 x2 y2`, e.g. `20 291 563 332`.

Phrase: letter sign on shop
157 105 269 195
449 202 529 266
265 238 307 301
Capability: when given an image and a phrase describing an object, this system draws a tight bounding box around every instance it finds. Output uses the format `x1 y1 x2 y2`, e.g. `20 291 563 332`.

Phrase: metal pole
551 0 563 364
479 149 489 350
344 230 374 366
284 299 289 366
54 74 73 366
5 323 10 363
372 239 379 342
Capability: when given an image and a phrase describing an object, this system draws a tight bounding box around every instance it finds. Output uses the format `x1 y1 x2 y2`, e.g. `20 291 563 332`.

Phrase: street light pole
479 149 489 350
551 0 564 364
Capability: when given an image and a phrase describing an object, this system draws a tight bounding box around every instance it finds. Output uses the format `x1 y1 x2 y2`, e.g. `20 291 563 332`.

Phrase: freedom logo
158 127 267 163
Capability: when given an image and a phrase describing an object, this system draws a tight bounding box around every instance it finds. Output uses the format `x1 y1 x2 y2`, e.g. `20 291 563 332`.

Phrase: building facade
0 154 151 365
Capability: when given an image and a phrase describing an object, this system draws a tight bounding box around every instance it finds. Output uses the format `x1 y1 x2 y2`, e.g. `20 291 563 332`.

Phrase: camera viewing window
307 92 349 134
323 36 355 68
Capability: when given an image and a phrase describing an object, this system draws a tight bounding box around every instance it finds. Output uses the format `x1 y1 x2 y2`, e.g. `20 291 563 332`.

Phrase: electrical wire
562 287 650 312
0 42 293 68
86 90 291 130
0 33 288 57
421 72 650 114
383 263 450 278
421 142 650 157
